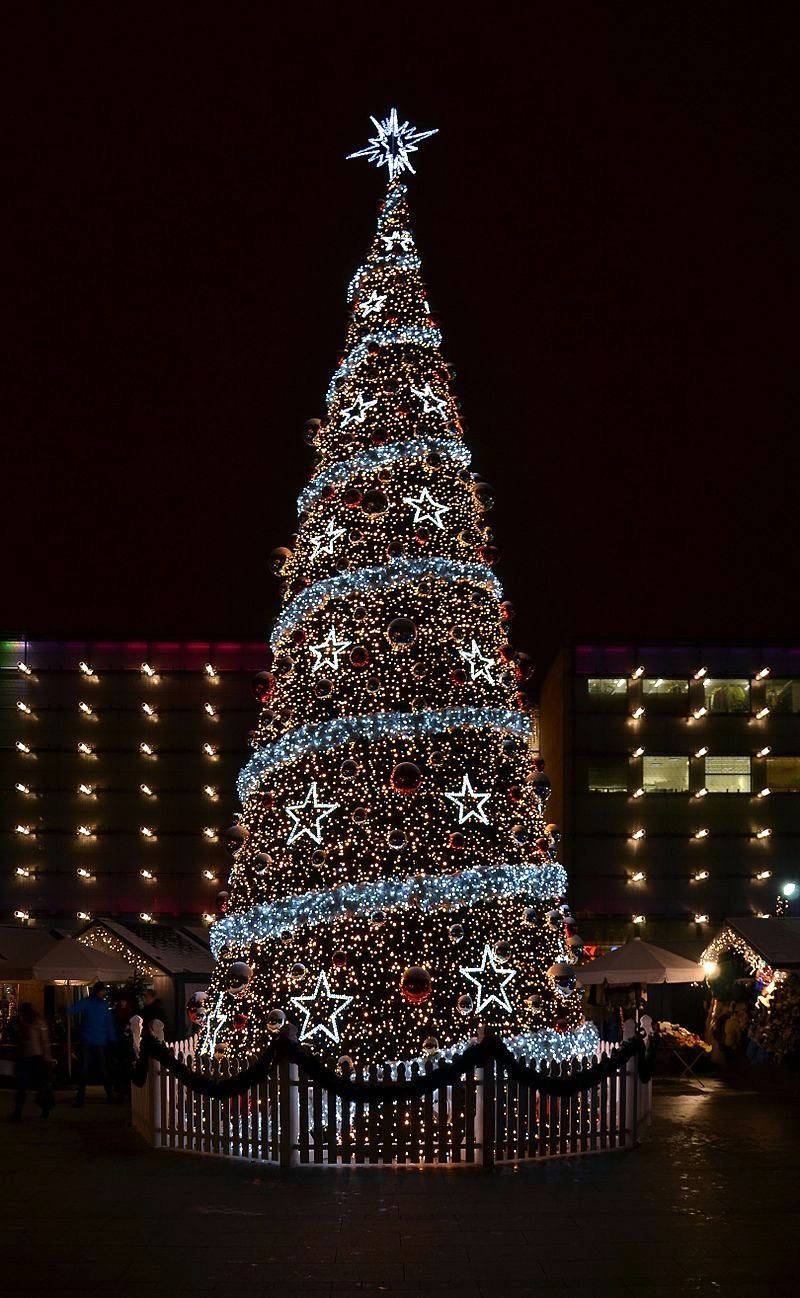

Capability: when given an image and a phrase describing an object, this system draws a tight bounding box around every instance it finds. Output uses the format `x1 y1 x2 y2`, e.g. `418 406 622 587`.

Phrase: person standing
68 982 117 1106
141 989 166 1041
8 1003 54 1121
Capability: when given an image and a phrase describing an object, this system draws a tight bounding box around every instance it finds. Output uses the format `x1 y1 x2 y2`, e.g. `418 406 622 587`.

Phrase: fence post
150 1057 162 1149
278 1048 299 1168
479 1049 495 1170
625 1052 638 1147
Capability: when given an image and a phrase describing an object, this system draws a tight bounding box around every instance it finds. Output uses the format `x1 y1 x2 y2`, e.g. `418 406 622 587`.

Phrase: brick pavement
2 1078 798 1298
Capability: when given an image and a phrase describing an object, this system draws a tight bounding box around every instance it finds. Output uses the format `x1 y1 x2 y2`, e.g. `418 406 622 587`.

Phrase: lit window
642 678 688 713
765 680 800 714
704 756 751 793
585 757 628 793
586 679 628 711
765 757 800 792
703 678 750 714
642 756 689 793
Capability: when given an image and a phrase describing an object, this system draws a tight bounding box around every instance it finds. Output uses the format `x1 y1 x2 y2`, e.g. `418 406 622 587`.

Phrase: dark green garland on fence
132 1030 656 1102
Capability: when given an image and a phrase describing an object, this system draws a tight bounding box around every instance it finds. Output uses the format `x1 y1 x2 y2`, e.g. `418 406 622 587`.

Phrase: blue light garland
210 860 567 956
297 437 470 515
326 325 443 407
347 254 421 304
238 705 530 801
271 556 503 647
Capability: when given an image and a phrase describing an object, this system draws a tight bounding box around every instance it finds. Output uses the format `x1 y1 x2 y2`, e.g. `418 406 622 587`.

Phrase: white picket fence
131 1036 651 1168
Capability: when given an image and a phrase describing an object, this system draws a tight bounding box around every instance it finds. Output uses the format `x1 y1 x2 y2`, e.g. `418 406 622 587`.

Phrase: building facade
540 642 800 950
1 639 266 927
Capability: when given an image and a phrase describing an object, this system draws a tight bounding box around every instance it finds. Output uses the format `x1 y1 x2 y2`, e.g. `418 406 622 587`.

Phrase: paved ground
3 1077 798 1298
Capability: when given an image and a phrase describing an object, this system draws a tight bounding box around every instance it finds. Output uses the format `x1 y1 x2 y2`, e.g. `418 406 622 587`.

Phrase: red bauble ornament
331 949 348 969
400 966 432 1005
361 489 388 515
508 784 523 802
349 646 370 669
233 1012 249 1031
451 667 467 686
251 670 276 702
478 545 499 566
343 486 363 508
391 761 423 795
449 831 466 850
320 485 336 501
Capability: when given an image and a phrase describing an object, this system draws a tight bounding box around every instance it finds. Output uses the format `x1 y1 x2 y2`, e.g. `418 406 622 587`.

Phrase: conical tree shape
201 179 598 1069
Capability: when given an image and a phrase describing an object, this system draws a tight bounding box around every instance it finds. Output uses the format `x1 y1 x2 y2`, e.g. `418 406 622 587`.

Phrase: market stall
0 927 132 1078
577 937 709 1077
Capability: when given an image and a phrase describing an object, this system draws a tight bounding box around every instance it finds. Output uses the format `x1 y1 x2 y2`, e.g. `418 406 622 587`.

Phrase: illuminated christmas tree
201 110 598 1070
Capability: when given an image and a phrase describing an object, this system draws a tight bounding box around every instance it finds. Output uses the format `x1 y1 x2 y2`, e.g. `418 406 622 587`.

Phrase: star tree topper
285 782 339 846
290 970 353 1043
460 945 517 1015
347 107 439 182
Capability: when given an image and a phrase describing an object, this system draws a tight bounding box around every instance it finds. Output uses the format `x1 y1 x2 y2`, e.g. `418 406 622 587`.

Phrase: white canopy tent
577 937 705 987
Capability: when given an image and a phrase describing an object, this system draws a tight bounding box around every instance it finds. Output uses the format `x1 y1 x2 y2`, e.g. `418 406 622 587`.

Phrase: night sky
6 9 795 684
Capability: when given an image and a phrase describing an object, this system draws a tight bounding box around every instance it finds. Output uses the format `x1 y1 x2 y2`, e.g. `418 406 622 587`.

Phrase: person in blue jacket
68 982 117 1106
